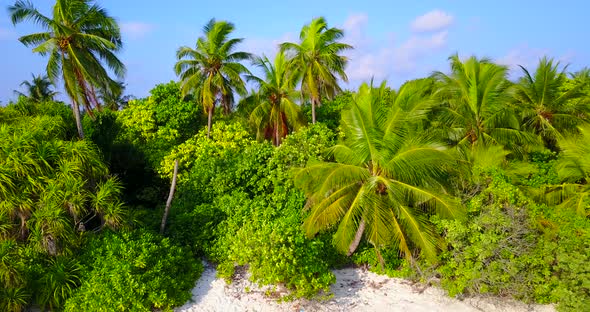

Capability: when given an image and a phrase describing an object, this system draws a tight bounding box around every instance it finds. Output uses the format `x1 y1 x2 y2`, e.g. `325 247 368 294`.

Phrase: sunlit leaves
295 82 463 262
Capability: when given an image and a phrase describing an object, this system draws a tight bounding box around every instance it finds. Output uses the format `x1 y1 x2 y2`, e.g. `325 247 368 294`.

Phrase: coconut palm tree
245 52 305 145
513 57 589 150
538 124 590 217
97 80 133 110
14 74 57 103
294 82 462 263
280 17 352 124
9 0 126 138
175 18 251 138
433 54 537 154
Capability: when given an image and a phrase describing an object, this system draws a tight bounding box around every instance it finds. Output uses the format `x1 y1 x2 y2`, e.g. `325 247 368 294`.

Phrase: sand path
176 262 556 312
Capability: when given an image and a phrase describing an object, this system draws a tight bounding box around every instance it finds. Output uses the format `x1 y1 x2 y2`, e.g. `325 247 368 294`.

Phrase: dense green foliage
434 169 589 311
165 122 344 298
65 230 202 311
0 95 203 310
3 1 590 310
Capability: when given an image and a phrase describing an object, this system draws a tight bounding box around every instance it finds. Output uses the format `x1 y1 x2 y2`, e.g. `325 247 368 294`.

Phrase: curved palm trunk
72 101 85 139
347 217 366 256
161 159 179 234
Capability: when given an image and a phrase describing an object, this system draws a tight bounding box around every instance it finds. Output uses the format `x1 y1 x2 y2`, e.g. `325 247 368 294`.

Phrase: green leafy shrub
351 244 406 277
435 170 590 311
65 230 203 311
0 98 77 139
118 81 203 168
165 122 343 298
209 189 340 299
302 92 353 130
529 204 590 311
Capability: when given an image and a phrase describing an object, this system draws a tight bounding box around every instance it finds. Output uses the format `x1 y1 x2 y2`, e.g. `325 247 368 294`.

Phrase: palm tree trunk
347 218 366 256
72 101 85 139
275 118 280 146
160 159 179 234
311 97 317 124
375 246 385 271
206 106 213 139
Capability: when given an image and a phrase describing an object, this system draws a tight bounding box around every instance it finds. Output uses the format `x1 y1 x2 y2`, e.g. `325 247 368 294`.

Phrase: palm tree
294 82 462 264
513 57 589 150
97 80 133 110
175 18 251 138
14 74 57 103
9 0 126 138
245 52 305 145
538 124 590 217
433 54 537 153
280 17 352 124
570 67 590 81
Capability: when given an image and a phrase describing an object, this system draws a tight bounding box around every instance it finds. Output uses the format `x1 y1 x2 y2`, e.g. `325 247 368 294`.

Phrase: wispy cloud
120 22 155 40
411 10 454 33
496 45 549 69
392 31 449 73
341 11 453 83
496 45 576 78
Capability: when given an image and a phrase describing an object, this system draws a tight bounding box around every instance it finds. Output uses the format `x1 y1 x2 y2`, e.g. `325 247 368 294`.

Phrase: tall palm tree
294 82 462 263
513 57 589 150
9 0 126 138
244 52 305 146
280 17 352 124
175 18 251 138
14 74 57 103
433 54 536 153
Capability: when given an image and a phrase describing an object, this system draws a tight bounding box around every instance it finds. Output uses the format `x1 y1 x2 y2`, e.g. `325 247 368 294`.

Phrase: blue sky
0 0 588 103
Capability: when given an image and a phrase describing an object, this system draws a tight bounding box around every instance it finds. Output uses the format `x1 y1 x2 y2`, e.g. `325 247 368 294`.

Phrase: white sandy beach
175 262 556 312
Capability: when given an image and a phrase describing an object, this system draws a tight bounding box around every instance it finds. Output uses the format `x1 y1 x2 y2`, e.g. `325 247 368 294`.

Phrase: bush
165 122 344 298
435 170 590 311
65 230 202 311
210 189 340 299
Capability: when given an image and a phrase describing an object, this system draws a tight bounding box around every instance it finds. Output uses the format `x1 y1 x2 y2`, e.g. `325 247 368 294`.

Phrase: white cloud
342 13 370 48
392 31 449 73
120 22 155 39
346 48 393 81
341 12 451 83
240 11 454 87
411 10 454 33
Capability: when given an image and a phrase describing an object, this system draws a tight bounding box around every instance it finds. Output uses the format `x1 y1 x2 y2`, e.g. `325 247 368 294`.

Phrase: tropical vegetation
9 0 126 138
1 1 589 312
